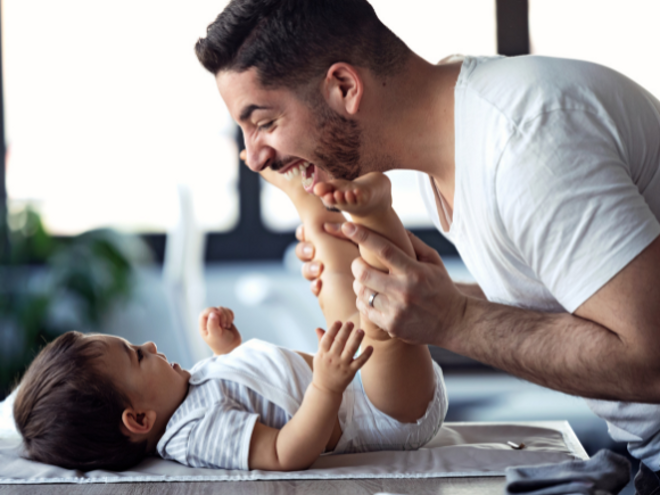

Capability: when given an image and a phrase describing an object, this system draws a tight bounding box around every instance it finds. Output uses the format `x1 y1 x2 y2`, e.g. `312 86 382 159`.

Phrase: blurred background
2 1 659 490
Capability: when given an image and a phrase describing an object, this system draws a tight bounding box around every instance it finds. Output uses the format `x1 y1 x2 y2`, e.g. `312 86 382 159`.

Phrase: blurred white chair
163 185 211 365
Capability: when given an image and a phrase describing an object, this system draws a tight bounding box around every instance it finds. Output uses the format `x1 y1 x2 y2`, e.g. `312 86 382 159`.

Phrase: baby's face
91 335 190 431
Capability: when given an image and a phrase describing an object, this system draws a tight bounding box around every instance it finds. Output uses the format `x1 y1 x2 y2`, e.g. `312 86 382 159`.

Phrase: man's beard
312 105 363 181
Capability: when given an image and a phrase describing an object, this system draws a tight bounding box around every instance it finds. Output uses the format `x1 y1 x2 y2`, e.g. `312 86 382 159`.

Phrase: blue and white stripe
157 378 290 470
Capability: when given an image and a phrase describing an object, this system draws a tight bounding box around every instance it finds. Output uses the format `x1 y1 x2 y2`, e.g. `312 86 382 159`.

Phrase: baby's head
13 331 190 471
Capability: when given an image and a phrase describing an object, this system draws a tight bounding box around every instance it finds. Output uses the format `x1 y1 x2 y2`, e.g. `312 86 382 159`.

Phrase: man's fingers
350 345 373 371
301 260 323 281
315 327 325 344
357 286 388 313
323 222 351 241
406 230 443 265
355 297 392 334
310 279 322 297
295 241 315 263
342 223 411 274
351 257 393 295
239 149 247 162
295 224 305 242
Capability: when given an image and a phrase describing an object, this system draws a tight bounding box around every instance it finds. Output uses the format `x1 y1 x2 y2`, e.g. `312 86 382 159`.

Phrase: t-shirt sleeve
161 399 259 471
187 399 259 470
496 109 660 313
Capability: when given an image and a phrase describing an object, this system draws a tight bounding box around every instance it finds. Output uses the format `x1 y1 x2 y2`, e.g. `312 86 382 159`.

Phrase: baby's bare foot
313 172 392 218
260 163 310 200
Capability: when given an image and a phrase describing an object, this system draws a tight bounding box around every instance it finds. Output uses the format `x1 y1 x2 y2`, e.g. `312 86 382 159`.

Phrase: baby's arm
248 321 372 471
199 306 242 355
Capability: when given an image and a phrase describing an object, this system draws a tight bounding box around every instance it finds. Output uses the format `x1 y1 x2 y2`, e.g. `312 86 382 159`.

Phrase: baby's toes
333 190 347 204
346 190 359 205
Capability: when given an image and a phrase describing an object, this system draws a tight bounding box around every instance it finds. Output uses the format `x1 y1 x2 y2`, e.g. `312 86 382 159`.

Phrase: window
529 0 660 99
261 0 498 232
3 0 238 234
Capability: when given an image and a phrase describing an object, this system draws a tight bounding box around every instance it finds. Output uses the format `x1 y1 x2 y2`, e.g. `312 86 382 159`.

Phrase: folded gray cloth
505 449 631 495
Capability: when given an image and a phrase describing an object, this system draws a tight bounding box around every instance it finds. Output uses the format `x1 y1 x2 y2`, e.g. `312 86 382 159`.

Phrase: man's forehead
216 68 292 118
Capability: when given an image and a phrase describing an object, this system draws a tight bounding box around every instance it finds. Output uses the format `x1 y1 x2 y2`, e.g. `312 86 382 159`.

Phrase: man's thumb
407 230 443 264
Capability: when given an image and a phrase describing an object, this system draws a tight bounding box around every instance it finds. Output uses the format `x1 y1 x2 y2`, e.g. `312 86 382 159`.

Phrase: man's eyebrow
239 104 271 122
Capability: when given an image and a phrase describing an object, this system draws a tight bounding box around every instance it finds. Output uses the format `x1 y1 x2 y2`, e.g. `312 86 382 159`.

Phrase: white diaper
333 361 448 454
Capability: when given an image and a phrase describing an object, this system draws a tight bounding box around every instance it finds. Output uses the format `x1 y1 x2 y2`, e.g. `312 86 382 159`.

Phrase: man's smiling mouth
281 161 316 191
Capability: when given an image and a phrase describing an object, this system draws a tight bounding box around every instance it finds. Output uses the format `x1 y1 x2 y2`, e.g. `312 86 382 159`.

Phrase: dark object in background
0 206 151 400
505 449 631 495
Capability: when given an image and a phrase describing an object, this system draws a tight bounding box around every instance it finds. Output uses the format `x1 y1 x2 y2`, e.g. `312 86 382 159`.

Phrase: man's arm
343 222 660 402
455 283 486 300
295 225 488 300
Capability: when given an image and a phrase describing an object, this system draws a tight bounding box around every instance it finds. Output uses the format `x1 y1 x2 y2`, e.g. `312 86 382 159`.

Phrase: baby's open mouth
283 161 316 192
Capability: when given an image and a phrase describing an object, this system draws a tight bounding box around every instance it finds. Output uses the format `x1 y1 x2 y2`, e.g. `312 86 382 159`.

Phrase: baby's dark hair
13 331 147 471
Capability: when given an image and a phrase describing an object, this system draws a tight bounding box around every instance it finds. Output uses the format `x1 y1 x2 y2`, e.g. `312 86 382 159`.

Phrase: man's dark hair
13 331 148 471
195 0 410 90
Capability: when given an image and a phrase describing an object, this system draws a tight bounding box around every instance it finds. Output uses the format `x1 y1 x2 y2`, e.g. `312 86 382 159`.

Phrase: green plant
0 206 150 399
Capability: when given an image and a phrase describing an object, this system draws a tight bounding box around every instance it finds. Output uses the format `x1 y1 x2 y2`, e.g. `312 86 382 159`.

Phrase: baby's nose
146 341 157 353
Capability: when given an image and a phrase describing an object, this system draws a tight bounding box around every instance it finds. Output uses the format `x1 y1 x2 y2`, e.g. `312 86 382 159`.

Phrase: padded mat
0 421 587 484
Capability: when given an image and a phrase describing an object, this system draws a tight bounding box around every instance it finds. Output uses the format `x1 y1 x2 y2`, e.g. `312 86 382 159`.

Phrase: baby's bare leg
260 168 360 327
314 173 436 423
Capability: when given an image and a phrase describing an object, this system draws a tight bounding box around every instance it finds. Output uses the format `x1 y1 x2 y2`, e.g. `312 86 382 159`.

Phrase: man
195 0 660 490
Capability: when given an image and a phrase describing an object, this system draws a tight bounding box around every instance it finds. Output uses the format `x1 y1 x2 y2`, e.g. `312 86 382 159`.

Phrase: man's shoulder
459 55 621 123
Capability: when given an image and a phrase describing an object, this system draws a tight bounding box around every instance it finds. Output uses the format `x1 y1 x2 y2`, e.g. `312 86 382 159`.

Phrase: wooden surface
0 477 507 494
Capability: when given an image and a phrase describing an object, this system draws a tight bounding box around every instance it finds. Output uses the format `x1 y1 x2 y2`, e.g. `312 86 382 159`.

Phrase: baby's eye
137 349 144 362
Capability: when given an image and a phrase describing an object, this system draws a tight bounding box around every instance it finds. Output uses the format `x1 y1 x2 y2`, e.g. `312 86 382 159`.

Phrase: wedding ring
368 292 378 308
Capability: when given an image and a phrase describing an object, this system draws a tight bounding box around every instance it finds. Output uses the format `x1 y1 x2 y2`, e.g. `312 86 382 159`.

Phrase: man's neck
363 54 460 207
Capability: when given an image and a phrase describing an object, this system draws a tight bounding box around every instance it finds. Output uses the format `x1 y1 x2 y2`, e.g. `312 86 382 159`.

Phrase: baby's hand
312 321 372 395
198 306 242 356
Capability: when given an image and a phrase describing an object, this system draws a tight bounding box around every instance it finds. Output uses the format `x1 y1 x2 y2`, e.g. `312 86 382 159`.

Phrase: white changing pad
0 419 587 484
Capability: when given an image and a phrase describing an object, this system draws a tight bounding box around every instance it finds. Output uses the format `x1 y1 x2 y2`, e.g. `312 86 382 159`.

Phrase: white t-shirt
419 55 660 465
157 339 313 470
157 339 355 470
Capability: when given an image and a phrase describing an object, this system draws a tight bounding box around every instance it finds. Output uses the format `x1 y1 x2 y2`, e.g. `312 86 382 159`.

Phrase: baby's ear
121 408 157 437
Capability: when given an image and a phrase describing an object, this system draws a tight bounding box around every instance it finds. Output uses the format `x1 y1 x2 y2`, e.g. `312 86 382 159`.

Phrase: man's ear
323 63 364 117
121 408 157 437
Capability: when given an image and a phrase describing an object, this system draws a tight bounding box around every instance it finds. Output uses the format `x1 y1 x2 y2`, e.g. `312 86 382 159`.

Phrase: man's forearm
444 298 660 402
455 283 486 300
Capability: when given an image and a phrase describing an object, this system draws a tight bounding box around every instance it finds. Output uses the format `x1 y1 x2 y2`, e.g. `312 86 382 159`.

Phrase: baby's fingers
330 321 354 355
350 346 373 372
217 307 234 329
208 312 222 333
198 307 215 335
341 327 365 361
319 321 341 352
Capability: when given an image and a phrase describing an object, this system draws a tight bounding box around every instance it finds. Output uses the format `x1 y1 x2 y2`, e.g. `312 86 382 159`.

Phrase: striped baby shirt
156 339 315 470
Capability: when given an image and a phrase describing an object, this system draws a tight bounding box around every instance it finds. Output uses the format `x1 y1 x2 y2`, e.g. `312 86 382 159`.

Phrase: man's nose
243 138 275 172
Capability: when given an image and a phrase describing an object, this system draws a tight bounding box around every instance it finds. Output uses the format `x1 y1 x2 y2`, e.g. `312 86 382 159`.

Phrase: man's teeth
284 161 312 182
301 169 315 189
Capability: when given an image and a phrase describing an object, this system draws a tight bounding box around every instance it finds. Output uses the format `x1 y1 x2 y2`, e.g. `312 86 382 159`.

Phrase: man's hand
341 222 468 347
295 223 351 297
198 306 242 355
312 321 372 395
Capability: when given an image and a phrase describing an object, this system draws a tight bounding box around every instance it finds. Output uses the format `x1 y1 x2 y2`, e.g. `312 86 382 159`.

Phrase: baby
13 169 447 472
